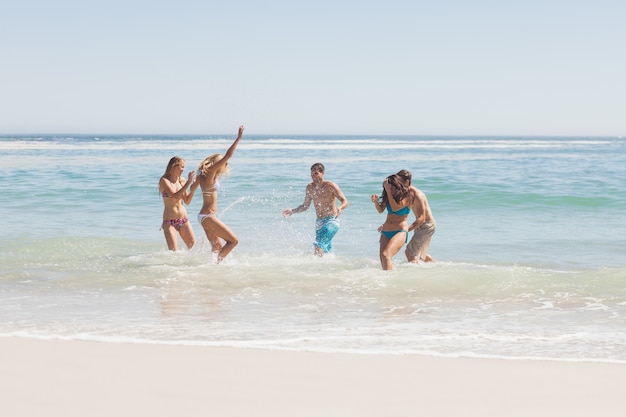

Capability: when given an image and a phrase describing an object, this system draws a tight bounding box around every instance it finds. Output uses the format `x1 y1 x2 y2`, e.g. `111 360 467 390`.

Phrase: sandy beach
1 337 625 417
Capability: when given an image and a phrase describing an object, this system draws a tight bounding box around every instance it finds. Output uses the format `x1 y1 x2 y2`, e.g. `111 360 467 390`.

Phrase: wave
3 236 625 296
2 236 625 363
0 136 618 152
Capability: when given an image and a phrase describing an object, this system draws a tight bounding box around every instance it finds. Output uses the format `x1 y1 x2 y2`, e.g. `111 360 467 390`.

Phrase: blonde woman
159 156 196 251
191 126 244 263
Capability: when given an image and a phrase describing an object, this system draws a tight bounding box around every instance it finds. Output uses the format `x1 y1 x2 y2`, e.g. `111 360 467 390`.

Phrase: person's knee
381 250 394 262
405 249 418 262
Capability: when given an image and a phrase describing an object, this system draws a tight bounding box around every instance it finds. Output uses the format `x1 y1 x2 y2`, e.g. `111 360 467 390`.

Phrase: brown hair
396 169 412 185
381 173 410 205
310 162 325 173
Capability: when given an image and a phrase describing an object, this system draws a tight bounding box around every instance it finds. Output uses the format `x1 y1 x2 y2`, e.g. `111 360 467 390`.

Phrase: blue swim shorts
314 216 340 253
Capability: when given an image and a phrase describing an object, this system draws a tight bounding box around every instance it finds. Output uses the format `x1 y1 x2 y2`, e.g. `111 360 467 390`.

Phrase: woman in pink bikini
159 156 197 251
191 126 244 263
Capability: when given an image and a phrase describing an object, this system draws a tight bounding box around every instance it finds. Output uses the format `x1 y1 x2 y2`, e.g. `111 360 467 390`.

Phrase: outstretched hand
237 125 245 138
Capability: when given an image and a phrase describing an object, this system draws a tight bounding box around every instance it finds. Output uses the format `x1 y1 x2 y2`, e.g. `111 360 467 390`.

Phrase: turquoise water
1 135 625 361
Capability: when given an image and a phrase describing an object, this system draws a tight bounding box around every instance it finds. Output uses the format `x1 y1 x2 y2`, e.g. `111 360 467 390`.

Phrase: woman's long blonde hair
197 154 230 178
163 156 184 177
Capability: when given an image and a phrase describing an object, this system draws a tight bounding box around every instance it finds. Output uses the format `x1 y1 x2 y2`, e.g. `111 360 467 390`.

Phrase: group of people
159 125 244 263
158 125 435 269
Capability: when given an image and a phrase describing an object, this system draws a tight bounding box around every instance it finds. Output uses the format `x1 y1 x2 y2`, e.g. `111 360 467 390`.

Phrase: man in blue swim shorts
283 163 349 256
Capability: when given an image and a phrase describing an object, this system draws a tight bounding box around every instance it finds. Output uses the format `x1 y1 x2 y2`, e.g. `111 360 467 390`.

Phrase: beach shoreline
2 337 625 417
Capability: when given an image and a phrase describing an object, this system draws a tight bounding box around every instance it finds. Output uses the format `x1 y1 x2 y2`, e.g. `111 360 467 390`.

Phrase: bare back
409 186 434 230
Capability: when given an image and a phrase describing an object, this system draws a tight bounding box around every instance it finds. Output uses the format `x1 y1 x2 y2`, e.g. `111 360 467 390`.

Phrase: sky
1 0 625 136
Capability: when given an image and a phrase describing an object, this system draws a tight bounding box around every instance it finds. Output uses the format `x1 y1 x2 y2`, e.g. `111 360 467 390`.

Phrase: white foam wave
0 138 614 152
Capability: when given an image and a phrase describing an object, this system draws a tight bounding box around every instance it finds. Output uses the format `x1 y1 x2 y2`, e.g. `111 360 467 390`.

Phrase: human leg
417 222 435 262
379 235 390 268
420 237 435 262
162 224 179 251
380 231 407 270
205 232 223 254
198 214 221 253
200 216 238 262
179 221 196 250
314 217 339 256
405 222 436 263
405 233 419 263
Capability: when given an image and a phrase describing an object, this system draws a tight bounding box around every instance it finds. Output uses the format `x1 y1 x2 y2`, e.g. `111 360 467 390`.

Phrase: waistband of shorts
316 216 339 225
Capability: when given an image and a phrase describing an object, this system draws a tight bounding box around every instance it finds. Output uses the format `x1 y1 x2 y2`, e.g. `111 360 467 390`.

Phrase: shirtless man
283 163 349 256
397 169 436 263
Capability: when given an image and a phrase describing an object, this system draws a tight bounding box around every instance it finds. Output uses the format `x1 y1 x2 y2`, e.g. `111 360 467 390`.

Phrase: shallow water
1 135 625 362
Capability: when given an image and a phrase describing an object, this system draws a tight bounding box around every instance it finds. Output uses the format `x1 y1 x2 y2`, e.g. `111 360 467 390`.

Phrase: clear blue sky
2 0 624 135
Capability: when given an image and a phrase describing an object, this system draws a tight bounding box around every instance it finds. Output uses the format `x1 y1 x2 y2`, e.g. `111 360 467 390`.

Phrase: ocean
1 134 625 363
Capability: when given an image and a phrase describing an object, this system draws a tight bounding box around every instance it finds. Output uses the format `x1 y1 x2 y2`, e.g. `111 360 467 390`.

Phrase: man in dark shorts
397 170 436 263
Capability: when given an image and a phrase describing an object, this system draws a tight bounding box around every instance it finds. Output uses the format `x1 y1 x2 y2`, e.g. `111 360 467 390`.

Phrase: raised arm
371 194 385 213
383 180 404 212
213 125 244 173
184 171 198 205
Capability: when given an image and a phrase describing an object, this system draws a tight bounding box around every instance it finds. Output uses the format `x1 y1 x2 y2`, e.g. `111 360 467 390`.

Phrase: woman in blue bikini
371 174 411 270
190 126 244 263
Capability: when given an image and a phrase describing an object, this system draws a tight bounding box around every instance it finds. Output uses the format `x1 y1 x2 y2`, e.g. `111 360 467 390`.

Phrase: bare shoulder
325 180 342 192
412 186 425 198
160 176 176 188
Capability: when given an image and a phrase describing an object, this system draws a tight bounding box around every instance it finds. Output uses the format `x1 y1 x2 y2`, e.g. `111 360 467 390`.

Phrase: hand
237 125 245 138
371 194 378 203
282 209 292 218
187 170 195 182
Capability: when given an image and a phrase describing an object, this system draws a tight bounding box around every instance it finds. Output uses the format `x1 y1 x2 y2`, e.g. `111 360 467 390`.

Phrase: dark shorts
406 221 436 258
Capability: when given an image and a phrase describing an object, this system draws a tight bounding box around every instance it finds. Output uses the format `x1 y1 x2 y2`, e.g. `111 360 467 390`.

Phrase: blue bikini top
386 202 410 216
